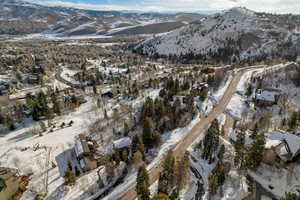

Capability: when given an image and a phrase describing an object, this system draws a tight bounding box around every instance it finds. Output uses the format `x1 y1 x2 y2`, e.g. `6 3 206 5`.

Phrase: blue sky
28 0 300 14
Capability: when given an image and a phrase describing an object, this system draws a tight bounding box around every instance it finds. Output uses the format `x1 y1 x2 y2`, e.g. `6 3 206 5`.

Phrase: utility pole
45 147 52 195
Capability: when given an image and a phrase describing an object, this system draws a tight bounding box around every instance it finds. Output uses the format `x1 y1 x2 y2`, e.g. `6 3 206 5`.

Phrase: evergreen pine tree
245 133 265 170
132 135 145 155
51 91 61 115
234 130 245 168
251 123 259 139
158 151 175 195
202 119 220 162
175 151 190 193
143 117 154 148
136 164 150 200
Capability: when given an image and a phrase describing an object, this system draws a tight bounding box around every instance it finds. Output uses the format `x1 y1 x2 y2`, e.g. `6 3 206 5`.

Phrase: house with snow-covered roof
74 134 98 171
112 137 132 161
263 130 300 165
113 137 132 149
254 89 280 106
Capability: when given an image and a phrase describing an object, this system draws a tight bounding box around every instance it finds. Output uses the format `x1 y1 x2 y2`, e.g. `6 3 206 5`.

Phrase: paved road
116 68 247 200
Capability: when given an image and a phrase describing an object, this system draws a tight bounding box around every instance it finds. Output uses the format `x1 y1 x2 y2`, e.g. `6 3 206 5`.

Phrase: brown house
75 134 98 171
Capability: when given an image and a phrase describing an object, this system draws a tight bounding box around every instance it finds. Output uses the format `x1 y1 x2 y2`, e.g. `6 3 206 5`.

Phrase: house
263 130 300 165
254 89 280 106
113 137 132 149
113 137 132 161
75 134 98 172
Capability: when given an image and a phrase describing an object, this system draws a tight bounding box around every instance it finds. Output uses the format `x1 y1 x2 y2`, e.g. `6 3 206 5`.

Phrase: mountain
135 7 300 62
0 0 204 36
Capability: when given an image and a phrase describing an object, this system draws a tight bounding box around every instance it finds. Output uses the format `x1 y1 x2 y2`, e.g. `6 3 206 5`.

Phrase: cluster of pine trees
136 151 190 200
25 90 62 121
200 119 220 163
0 89 82 132
138 77 199 149
197 119 228 195
234 127 265 170
287 109 300 129
0 111 15 131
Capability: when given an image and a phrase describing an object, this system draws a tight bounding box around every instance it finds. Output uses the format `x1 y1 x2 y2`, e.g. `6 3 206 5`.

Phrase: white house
113 137 132 149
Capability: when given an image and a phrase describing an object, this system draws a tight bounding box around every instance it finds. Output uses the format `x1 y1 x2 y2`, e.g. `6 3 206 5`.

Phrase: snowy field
60 66 81 86
9 86 48 100
225 94 248 120
211 73 233 103
87 59 128 75
0 97 103 200
249 163 300 199
48 78 70 91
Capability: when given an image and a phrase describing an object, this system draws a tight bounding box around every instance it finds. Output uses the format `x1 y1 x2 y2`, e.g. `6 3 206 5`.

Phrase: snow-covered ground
0 97 104 200
60 66 81 86
225 94 248 120
5 33 112 42
48 78 70 91
87 59 128 75
9 86 47 100
211 73 233 103
249 163 300 199
236 67 265 95
137 7 299 61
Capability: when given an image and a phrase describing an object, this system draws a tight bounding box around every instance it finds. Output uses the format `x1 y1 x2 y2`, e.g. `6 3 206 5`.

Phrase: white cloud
32 0 128 11
30 0 300 14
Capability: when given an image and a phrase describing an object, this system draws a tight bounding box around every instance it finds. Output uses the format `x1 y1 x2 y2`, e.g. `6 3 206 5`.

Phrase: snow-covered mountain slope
0 0 203 36
136 7 300 62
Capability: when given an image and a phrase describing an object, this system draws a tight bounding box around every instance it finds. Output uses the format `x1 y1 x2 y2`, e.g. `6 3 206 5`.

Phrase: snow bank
225 94 248 120
211 73 233 103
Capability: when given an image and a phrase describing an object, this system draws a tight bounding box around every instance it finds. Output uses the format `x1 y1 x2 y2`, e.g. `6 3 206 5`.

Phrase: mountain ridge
0 0 204 36
135 7 300 62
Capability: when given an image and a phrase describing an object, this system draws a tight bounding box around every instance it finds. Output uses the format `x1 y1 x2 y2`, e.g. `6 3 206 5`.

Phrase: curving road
114 68 248 200
99 65 269 200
